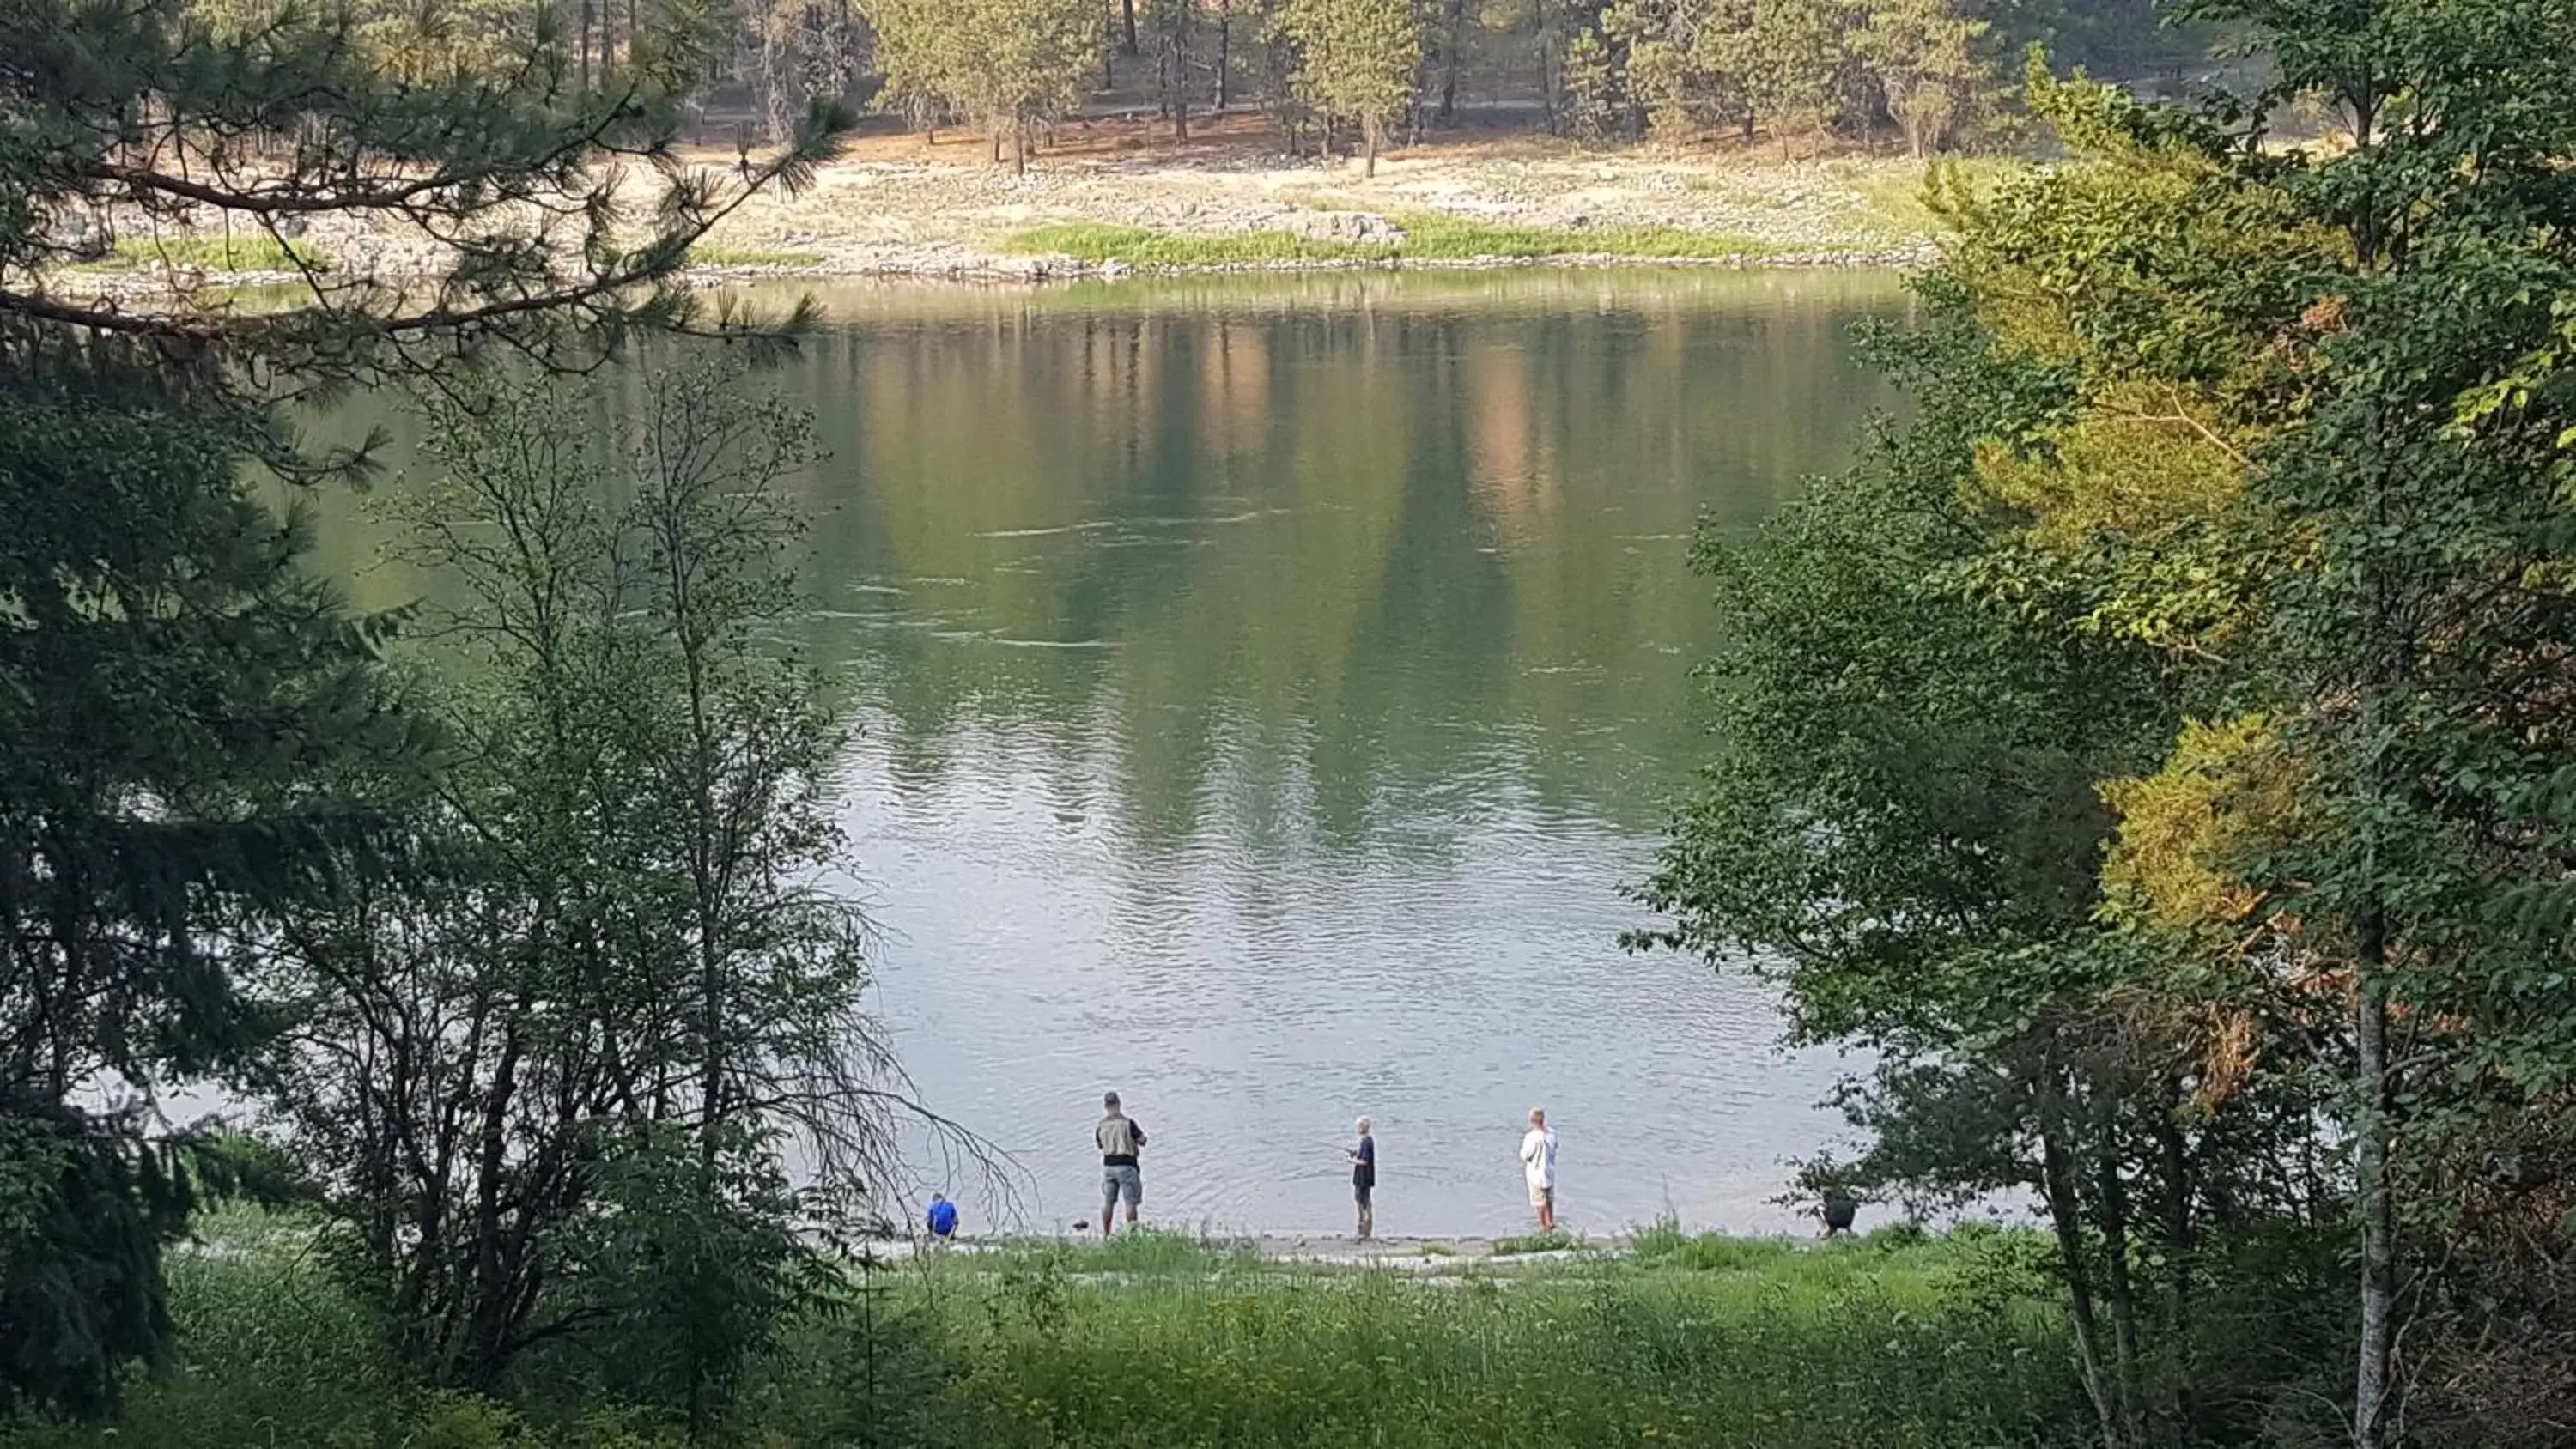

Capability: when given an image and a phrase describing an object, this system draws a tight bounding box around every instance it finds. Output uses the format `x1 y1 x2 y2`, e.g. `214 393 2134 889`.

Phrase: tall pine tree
0 0 850 1413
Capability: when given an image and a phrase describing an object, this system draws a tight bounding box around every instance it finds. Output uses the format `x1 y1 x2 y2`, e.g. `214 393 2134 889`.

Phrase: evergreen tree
1142 0 1205 141
1716 0 1848 157
872 0 1098 171
0 0 850 1413
1279 0 1423 173
1850 0 1987 156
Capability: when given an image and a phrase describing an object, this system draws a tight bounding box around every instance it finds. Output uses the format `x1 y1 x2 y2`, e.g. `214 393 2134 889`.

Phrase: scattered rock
52 209 113 260
1278 209 1406 244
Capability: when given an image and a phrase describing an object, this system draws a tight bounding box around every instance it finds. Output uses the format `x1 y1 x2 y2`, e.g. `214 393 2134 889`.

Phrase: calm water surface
320 270 1907 1236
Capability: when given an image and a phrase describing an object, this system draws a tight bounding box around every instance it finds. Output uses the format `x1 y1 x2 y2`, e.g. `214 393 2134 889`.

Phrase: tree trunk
2100 1138 2148 1446
465 1027 525 1391
579 0 594 88
1216 0 1230 111
2349 314 2397 1449
1534 0 1558 133
2154 1098 2194 1445
1013 122 1030 176
2354 898 2396 1449
1438 0 1465 120
2041 1082 2127 1449
1364 114 1381 177
1121 0 1137 53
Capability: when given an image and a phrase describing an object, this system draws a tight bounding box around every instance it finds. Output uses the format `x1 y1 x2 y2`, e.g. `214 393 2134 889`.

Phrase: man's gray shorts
1103 1164 1143 1207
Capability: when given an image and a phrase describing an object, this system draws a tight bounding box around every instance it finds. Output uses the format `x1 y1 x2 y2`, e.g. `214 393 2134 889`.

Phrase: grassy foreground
3 1218 2089 1449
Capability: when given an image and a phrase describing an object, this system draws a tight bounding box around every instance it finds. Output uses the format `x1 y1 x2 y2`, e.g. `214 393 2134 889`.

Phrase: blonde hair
1356 1116 1372 1133
1529 1106 1546 1125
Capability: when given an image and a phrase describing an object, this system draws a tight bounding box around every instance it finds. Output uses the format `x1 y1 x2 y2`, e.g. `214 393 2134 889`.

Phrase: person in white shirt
1519 1106 1558 1230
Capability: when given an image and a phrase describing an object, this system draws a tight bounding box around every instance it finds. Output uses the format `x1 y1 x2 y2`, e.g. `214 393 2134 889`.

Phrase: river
307 268 1911 1237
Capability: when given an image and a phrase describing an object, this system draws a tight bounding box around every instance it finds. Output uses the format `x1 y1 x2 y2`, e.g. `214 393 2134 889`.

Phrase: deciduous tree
1645 9 2576 1440
256 363 927 1408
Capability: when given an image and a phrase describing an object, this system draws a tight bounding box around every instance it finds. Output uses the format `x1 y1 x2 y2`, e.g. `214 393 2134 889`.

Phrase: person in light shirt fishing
1096 1091 1148 1235
1519 1106 1558 1231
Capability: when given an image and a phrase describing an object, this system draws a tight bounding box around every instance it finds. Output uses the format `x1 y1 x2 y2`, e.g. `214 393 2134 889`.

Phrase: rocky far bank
672 119 1949 279
52 118 1959 299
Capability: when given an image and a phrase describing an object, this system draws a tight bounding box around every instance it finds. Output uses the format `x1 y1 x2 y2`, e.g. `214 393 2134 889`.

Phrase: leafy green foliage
555 1124 852 1437
0 1107 186 1419
1643 2 2576 1441
247 361 912 1407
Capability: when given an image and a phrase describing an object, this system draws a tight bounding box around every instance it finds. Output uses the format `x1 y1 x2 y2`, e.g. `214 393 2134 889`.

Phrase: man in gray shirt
1097 1091 1148 1235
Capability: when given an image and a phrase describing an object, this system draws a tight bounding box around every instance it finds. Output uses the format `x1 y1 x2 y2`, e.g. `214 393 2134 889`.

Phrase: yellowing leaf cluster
2099 715 2296 938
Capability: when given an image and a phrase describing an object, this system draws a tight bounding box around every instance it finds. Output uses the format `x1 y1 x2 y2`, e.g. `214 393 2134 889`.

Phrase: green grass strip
1007 213 1788 268
76 235 331 273
686 245 828 267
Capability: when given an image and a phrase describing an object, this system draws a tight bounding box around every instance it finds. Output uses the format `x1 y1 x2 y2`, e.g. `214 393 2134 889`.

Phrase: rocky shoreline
711 241 1931 282
45 135 1953 304
52 236 1930 306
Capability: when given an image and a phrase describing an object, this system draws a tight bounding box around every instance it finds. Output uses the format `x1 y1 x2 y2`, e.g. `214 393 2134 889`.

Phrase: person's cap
1103 1090 1121 1109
